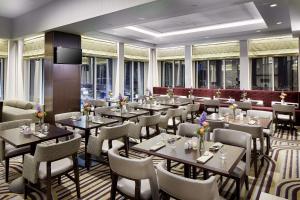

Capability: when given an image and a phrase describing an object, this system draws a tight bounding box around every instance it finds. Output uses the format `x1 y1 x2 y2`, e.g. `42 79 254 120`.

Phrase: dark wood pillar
44 31 81 124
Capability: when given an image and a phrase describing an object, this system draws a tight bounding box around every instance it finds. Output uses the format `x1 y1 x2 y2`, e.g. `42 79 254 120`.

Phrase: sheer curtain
33 59 43 103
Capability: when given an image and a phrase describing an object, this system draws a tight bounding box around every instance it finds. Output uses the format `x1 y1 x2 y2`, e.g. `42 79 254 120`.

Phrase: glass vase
199 136 205 152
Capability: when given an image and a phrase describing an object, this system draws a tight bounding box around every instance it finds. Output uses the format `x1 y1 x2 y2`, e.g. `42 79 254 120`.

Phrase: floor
0 126 299 200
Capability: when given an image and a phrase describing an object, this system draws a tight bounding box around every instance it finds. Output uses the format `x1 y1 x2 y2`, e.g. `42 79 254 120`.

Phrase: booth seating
153 87 300 125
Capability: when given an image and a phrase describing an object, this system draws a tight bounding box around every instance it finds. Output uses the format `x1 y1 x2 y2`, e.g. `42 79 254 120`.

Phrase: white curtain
33 59 43 103
5 39 24 100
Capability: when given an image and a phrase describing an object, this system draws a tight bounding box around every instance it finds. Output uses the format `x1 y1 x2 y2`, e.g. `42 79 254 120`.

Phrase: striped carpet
0 127 299 200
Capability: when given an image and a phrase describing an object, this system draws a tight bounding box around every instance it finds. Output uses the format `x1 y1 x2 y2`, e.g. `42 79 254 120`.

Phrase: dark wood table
0 125 73 154
101 109 149 122
56 116 119 167
207 113 272 129
160 101 189 108
132 135 245 199
132 104 171 115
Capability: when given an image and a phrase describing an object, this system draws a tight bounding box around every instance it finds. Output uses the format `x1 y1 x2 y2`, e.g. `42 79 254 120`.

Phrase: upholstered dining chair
228 123 263 178
159 108 183 134
0 119 32 182
213 128 252 198
183 103 200 123
157 161 223 200
94 106 110 117
236 101 252 114
272 104 296 134
93 99 108 108
23 134 81 200
247 110 273 155
155 95 170 103
203 99 220 114
205 120 225 141
86 122 130 170
108 148 159 200
127 114 161 142
219 107 242 117
54 112 85 137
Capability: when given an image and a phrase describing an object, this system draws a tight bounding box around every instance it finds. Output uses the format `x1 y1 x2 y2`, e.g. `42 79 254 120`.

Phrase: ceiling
0 0 55 18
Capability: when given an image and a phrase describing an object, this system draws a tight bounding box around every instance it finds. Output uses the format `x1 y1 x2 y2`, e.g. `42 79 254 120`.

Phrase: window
28 59 44 103
225 59 240 89
124 61 144 100
209 60 223 89
161 60 185 87
251 57 272 90
80 57 94 100
96 58 113 98
0 58 4 100
195 60 208 88
274 56 298 91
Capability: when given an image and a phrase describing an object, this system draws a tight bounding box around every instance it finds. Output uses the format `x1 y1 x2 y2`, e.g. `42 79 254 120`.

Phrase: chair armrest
87 135 102 157
23 154 38 184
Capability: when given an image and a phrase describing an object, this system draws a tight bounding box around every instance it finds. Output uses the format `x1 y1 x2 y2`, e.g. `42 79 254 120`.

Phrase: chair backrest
228 123 263 139
157 161 220 200
177 123 198 137
213 128 252 175
206 120 225 132
156 95 170 102
166 108 182 118
0 119 32 131
108 148 159 200
219 107 242 116
94 106 110 116
34 134 81 162
203 99 220 107
55 112 81 122
139 114 160 127
247 110 272 120
186 103 200 112
272 104 295 118
94 99 107 107
127 102 138 110
99 122 130 141
177 97 192 104
236 101 252 110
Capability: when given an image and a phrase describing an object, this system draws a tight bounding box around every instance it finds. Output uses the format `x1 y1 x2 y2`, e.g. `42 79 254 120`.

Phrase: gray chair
184 103 200 123
272 104 295 134
93 99 108 108
157 161 223 200
54 112 85 137
177 122 198 138
94 106 110 117
228 123 263 178
236 101 252 113
205 120 225 141
159 108 183 134
213 128 252 198
108 148 159 200
219 107 242 117
247 110 273 154
23 134 81 200
0 119 32 182
86 123 130 170
155 95 170 103
204 99 220 114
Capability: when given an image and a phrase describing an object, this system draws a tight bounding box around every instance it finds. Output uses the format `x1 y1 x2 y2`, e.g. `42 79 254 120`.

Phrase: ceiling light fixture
270 4 277 7
276 21 283 25
256 30 261 32
126 19 265 37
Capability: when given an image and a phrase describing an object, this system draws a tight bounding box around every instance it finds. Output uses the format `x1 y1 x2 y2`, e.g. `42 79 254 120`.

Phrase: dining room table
132 103 171 115
132 134 245 199
100 109 150 122
56 115 119 168
160 100 190 108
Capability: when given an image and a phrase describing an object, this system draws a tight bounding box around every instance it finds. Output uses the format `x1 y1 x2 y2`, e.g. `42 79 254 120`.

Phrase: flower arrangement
229 101 238 119
241 90 247 100
215 89 221 98
196 112 210 151
188 88 193 98
83 102 92 115
166 87 174 97
280 91 287 103
35 104 46 125
108 91 113 98
118 94 128 112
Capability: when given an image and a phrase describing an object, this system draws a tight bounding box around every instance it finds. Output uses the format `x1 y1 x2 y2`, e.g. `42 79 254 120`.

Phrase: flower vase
281 99 284 104
199 136 205 152
233 109 236 120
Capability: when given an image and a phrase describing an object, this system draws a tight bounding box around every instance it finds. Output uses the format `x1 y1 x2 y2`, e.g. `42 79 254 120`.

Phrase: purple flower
36 104 42 112
149 91 152 96
118 93 123 101
228 98 235 104
198 112 207 126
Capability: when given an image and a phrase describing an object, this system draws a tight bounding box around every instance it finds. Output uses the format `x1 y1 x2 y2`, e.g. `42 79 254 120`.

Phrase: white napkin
248 120 256 125
35 133 46 138
212 142 223 149
150 141 165 151
196 151 214 163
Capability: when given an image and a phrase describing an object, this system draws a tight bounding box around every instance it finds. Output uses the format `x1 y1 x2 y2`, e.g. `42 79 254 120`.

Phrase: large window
225 59 240 89
251 57 272 90
274 56 298 91
96 58 113 98
81 57 94 100
161 60 185 87
195 60 208 88
0 58 4 100
26 59 44 103
124 61 144 100
209 60 223 89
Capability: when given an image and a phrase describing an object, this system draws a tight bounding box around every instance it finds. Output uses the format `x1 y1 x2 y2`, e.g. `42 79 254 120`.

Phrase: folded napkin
197 151 214 163
34 133 47 138
209 142 223 151
150 141 165 151
248 120 256 125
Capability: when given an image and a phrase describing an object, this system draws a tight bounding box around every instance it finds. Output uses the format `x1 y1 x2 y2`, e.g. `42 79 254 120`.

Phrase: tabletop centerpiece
167 87 174 99
118 94 128 114
280 91 287 104
148 90 154 106
228 99 238 120
35 104 46 127
196 112 210 152
83 102 92 121
215 88 221 99
188 88 194 99
241 89 247 101
108 91 113 99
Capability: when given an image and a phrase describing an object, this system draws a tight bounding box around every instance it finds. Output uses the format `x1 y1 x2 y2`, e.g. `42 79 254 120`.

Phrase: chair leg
156 124 160 135
110 172 118 200
46 163 52 200
73 157 80 199
57 176 61 185
253 139 258 178
235 178 241 200
5 157 9 182
146 126 150 139
167 160 171 171
245 175 249 190
172 118 176 134
24 180 28 199
124 137 129 157
86 153 91 171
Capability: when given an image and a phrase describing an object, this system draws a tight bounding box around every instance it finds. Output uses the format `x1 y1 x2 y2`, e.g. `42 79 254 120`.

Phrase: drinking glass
42 123 50 134
219 148 226 160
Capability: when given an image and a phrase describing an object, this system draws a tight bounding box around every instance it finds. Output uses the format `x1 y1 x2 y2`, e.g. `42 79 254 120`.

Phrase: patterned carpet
0 127 299 200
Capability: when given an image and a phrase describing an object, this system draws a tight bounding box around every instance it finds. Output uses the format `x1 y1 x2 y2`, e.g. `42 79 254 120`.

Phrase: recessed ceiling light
276 21 283 25
126 19 265 37
270 4 277 7
256 30 261 32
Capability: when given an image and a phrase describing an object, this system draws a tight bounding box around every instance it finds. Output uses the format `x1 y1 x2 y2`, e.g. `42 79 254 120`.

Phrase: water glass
42 123 50 133
219 149 226 160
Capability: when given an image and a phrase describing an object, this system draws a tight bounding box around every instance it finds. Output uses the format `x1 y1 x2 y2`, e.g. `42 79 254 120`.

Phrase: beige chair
177 122 198 138
23 134 81 200
247 110 273 154
228 123 263 178
159 108 183 134
177 97 193 104
86 123 130 170
205 120 225 141
219 107 242 117
155 95 170 103
272 104 295 134
213 128 252 198
108 148 159 200
93 99 107 107
203 99 220 114
157 161 223 200
94 106 110 117
54 112 85 137
128 114 160 142
236 101 252 113
184 103 200 123
0 119 32 182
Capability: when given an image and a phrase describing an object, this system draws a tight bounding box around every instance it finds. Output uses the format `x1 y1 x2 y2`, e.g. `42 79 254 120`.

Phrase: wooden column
44 31 81 123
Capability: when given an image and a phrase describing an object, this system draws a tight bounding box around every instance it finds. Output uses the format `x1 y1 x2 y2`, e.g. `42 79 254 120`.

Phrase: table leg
84 129 90 168
203 170 209 180
184 164 190 178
